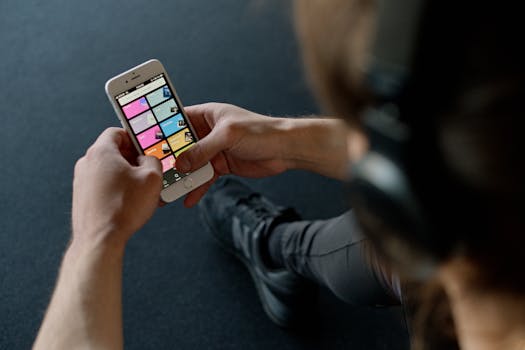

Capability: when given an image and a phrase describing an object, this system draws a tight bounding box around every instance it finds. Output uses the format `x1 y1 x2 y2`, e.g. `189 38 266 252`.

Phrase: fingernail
177 157 190 172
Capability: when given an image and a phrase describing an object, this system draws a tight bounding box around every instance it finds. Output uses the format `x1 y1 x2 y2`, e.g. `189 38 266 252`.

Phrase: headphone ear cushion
349 151 422 231
347 152 440 275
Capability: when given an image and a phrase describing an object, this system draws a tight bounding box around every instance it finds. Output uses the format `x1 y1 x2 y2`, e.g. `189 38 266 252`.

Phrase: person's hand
71 127 162 253
176 103 291 207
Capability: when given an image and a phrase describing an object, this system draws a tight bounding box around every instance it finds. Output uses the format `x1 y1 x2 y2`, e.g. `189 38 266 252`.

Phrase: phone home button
183 177 193 189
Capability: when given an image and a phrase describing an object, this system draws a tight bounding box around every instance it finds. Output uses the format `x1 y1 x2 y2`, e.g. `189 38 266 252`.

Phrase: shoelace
234 197 273 226
239 196 275 221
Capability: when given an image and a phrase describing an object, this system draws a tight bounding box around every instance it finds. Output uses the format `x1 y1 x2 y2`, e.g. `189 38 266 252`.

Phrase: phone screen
114 73 196 189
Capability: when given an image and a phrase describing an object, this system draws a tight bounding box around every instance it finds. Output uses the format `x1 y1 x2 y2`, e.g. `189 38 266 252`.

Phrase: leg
200 178 400 327
271 211 401 306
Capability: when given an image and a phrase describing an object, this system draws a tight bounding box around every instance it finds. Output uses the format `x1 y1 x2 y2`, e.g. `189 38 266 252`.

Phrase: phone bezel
105 59 214 202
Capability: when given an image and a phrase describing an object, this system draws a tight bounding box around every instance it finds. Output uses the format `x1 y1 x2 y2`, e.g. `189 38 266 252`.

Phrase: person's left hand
71 127 162 253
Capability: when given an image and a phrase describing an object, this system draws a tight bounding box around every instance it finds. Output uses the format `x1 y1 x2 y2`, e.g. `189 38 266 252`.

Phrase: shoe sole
199 208 292 328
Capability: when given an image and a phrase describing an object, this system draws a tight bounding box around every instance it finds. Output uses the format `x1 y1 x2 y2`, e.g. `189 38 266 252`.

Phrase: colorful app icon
123 97 149 119
161 155 176 172
163 86 171 98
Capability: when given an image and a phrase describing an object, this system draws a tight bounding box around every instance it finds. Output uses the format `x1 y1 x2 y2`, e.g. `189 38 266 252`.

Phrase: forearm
280 117 366 180
34 237 125 350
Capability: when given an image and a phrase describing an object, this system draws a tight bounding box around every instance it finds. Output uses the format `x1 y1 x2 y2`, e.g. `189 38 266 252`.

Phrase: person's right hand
176 103 291 207
71 128 162 254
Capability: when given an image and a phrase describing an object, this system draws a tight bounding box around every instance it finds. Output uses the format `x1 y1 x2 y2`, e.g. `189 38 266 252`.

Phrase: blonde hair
293 0 375 121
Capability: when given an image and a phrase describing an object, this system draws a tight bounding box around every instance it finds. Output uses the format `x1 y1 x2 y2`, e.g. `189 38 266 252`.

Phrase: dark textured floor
0 1 409 349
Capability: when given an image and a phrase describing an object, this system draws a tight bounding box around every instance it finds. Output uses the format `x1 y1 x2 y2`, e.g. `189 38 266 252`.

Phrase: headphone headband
366 0 425 100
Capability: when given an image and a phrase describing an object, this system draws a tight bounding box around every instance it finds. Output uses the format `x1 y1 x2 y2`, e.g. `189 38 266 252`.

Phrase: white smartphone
105 59 214 202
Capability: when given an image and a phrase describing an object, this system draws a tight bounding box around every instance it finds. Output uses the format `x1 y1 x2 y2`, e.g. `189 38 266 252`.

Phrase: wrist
272 118 298 172
66 228 127 263
280 117 350 179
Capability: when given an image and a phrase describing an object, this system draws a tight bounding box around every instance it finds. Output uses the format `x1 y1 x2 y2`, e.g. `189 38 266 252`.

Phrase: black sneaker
199 177 318 328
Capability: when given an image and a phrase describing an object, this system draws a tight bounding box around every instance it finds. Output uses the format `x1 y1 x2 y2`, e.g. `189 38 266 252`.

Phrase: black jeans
276 211 402 306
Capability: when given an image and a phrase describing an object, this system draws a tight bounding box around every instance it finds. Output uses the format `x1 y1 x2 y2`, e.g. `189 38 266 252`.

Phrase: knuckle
205 102 224 110
85 145 98 159
108 126 121 132
74 157 86 175
221 119 241 140
203 102 232 119
103 126 122 136
220 117 236 132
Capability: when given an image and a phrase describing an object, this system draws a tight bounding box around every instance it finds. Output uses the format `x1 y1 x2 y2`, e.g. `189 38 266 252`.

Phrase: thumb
137 155 162 175
176 129 226 172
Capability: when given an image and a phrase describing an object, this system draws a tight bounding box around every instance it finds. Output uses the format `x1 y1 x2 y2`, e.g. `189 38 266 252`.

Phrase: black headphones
346 0 488 277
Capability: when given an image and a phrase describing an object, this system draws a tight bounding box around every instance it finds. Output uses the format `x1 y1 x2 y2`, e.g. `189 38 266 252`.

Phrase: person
34 1 525 350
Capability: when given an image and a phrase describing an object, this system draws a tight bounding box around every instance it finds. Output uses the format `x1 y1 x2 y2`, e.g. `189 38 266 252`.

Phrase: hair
293 0 525 348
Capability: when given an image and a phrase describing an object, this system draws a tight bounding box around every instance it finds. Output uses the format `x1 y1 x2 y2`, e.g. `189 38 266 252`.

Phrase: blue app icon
163 86 171 98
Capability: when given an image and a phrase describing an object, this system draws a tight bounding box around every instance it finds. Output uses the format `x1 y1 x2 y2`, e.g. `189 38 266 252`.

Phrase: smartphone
105 59 214 202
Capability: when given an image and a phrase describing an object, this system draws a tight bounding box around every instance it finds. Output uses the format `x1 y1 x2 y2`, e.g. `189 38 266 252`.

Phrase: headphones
346 0 486 277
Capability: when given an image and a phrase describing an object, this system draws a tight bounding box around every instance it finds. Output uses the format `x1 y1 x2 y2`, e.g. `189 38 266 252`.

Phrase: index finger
93 127 128 151
186 102 233 134
184 104 213 140
87 127 139 165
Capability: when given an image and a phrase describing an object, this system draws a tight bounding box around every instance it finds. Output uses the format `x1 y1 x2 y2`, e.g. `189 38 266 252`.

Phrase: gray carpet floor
0 0 408 349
